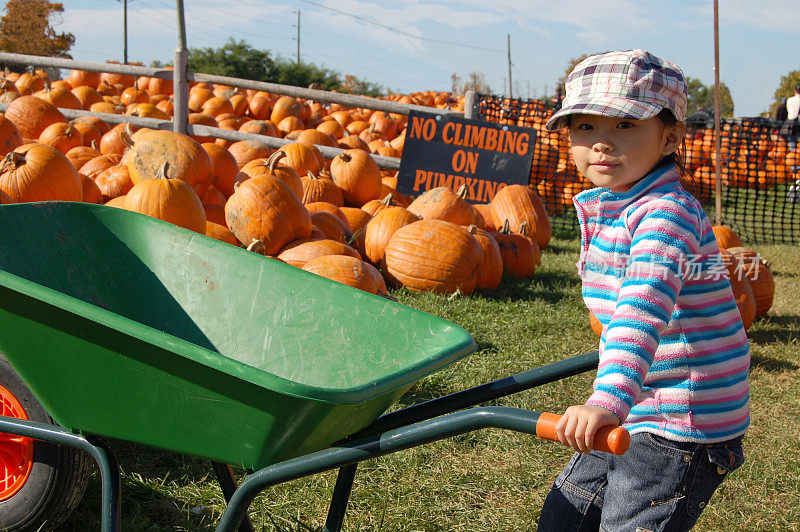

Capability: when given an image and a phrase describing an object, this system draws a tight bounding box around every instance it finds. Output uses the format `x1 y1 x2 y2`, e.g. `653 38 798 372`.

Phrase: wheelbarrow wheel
0 353 92 531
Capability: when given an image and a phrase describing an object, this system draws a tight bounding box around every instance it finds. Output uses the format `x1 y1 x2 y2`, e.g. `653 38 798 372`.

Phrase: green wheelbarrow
0 202 628 531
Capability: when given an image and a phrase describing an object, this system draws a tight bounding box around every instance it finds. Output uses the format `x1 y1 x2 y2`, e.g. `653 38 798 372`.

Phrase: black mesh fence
477 94 800 244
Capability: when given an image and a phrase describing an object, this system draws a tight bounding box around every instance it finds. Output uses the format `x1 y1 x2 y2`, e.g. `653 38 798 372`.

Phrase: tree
0 0 74 67
686 77 734 118
188 39 276 81
186 39 383 96
770 70 800 117
450 72 491 95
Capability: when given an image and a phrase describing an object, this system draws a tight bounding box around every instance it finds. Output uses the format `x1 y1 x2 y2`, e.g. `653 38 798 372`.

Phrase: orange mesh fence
477 94 800 244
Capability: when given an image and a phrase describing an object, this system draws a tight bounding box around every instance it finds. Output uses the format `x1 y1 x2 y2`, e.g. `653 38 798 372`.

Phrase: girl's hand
556 405 621 454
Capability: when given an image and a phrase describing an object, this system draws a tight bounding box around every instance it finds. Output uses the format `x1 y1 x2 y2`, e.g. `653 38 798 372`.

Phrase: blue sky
10 0 800 117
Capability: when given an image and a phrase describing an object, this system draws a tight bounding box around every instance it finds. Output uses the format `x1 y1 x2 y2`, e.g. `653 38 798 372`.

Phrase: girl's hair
655 108 689 178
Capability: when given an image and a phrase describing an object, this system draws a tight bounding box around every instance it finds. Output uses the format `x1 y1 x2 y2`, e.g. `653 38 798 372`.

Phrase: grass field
60 235 799 531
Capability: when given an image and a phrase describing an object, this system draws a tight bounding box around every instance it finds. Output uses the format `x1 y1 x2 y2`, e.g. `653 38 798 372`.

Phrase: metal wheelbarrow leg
0 416 121 532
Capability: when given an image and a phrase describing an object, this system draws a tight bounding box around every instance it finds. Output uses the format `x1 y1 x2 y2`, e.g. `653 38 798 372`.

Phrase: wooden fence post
464 90 479 120
173 48 189 135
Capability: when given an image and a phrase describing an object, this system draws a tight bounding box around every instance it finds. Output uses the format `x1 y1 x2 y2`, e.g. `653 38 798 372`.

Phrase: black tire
0 353 92 531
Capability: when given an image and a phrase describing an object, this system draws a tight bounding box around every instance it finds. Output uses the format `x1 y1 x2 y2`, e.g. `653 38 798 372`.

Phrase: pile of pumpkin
0 69 548 297
588 224 775 337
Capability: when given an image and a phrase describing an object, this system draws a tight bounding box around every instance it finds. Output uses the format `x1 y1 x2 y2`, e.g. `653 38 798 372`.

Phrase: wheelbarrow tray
0 202 475 470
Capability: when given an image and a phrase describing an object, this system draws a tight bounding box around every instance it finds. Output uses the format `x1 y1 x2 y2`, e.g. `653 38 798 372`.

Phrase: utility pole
296 10 301 64
507 34 512 99
117 0 131 63
713 0 722 226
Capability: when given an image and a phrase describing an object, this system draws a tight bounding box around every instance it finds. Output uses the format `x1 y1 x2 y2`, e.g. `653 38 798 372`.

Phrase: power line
302 19 450 77
297 0 505 53
190 0 295 28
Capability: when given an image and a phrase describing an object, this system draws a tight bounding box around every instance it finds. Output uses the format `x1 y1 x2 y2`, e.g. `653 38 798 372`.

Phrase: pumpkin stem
466 224 478 234
267 150 286 172
456 184 469 199
1 151 25 173
121 123 135 148
519 221 528 236
247 238 263 254
156 161 171 180
306 170 318 180
338 152 352 163
90 139 99 151
380 193 394 206
501 219 511 234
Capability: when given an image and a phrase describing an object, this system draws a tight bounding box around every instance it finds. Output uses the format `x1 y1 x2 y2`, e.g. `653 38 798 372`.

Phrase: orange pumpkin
719 248 756 331
80 173 104 204
465 225 503 290
228 139 273 168
124 162 206 233
278 142 323 176
201 142 239 198
270 96 306 125
339 206 372 255
224 174 312 255
726 247 774 318
65 145 101 170
239 119 278 138
589 312 604 338
34 84 82 110
125 129 213 197
0 114 23 156
0 144 82 202
95 164 134 202
471 203 495 232
490 184 551 250
492 220 539 278
384 219 482 295
67 69 100 89
407 185 476 226
3 95 66 139
364 206 420 266
300 171 343 206
38 123 83 154
712 225 743 249
310 211 352 243
329 149 383 207
79 153 123 180
277 238 361 268
302 255 387 295
238 151 303 198
205 221 240 246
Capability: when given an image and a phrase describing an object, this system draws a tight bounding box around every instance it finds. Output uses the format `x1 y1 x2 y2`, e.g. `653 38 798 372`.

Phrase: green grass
59 238 800 531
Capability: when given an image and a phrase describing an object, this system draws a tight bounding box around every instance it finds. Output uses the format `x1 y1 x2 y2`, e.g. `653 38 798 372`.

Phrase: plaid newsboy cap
546 49 687 131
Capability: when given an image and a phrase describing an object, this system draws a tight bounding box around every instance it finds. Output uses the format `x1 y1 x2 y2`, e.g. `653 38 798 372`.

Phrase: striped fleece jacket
574 162 750 443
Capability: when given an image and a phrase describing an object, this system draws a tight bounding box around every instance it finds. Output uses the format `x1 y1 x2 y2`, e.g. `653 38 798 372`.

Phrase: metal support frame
216 407 546 532
0 416 120 532
0 351 600 531
322 350 599 530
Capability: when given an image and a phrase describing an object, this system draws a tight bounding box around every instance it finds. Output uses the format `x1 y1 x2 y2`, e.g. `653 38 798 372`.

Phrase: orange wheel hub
0 384 34 501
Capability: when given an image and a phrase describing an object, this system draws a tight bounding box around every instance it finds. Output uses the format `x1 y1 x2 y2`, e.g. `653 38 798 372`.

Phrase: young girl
537 50 750 531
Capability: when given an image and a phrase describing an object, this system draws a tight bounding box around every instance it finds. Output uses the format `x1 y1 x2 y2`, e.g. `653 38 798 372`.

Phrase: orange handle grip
535 412 630 455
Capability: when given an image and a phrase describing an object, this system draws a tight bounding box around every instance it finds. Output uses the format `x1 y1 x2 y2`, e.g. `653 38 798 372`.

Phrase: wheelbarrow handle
535 412 630 455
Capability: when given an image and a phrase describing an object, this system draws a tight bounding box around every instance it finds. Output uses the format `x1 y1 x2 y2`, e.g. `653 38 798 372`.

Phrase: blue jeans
537 432 745 532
